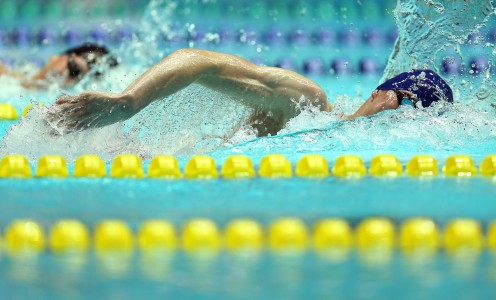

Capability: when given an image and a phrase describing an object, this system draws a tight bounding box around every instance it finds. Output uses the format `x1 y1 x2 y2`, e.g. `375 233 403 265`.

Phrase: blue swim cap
376 69 453 107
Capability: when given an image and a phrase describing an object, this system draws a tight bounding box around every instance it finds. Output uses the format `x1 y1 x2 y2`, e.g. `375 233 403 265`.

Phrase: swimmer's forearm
121 49 216 113
0 62 9 75
0 63 43 89
346 109 382 120
344 113 357 120
0 60 47 89
119 48 328 115
0 62 27 80
20 80 46 89
346 97 396 120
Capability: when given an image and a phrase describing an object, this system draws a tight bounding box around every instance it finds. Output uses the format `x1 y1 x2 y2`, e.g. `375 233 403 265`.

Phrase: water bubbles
204 32 220 44
0 105 142 161
186 23 196 33
1 0 495 161
383 0 493 82
425 0 445 14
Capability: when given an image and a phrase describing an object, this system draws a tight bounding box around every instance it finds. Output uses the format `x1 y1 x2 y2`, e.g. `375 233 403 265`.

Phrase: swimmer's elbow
166 48 218 74
308 87 330 111
169 48 201 58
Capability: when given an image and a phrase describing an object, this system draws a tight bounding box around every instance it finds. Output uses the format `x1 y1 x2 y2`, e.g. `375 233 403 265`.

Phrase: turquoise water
1 177 496 224
1 0 496 298
1 173 496 299
1 250 495 299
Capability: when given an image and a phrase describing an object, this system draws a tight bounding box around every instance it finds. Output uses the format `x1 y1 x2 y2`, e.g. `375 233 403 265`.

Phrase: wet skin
46 49 408 136
33 54 90 86
0 54 90 88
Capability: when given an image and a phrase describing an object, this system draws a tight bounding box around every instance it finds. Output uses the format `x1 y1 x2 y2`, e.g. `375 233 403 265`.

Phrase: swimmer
47 48 453 136
0 43 118 88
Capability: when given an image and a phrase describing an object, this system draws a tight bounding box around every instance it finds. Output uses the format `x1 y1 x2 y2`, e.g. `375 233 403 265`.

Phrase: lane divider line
1 154 495 179
1 217 494 254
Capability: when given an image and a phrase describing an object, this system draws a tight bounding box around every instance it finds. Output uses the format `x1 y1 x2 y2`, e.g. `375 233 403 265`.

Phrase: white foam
0 80 255 161
1 0 496 162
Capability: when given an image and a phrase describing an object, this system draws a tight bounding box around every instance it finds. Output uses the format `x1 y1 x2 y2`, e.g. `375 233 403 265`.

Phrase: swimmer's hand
46 91 136 134
336 112 356 120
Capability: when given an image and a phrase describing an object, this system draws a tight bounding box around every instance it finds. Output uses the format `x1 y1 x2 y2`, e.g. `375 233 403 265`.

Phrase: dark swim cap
63 43 119 78
376 69 453 107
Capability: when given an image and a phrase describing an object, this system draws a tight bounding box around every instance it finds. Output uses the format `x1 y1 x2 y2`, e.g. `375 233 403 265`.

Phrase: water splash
0 105 142 161
383 0 493 80
1 0 496 161
117 0 179 65
122 83 253 157
220 99 496 161
0 83 253 161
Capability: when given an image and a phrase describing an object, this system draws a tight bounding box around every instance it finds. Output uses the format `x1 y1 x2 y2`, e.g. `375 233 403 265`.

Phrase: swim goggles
67 53 99 79
395 90 418 108
67 57 81 78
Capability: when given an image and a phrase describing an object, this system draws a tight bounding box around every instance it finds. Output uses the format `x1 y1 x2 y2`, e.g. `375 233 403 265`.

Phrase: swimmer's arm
49 49 328 132
48 49 226 131
0 62 9 75
344 91 399 119
122 49 329 114
0 61 45 89
0 62 26 80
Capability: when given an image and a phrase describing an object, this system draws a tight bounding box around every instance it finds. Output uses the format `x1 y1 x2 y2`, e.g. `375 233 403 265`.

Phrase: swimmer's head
39 43 119 85
63 43 119 82
375 69 453 108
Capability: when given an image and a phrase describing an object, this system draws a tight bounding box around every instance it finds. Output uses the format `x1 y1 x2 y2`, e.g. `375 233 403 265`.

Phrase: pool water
1 0 496 299
1 250 495 299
